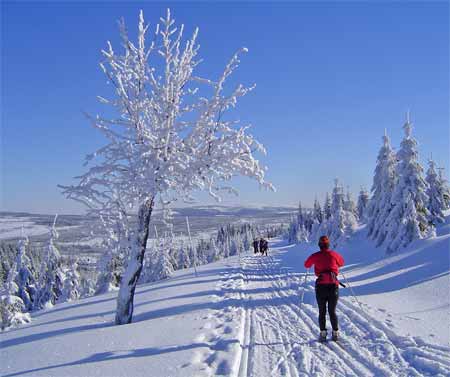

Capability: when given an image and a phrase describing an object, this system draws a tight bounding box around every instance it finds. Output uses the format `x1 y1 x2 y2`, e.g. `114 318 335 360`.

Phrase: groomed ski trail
226 244 450 377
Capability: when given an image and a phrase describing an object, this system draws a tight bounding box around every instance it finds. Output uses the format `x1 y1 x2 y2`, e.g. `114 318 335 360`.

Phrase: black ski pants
315 284 339 331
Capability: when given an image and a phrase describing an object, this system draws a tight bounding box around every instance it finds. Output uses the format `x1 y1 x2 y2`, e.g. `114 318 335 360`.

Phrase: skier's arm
336 253 344 267
304 254 315 268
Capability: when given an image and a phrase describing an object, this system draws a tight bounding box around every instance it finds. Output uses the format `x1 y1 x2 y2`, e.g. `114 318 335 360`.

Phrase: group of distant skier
252 237 269 256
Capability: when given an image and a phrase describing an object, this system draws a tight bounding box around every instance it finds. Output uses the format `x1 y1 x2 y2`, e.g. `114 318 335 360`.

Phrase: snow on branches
59 9 272 325
60 9 271 218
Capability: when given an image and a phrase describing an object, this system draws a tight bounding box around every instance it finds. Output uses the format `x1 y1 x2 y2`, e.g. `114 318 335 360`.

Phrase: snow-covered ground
0 217 50 240
1 219 449 376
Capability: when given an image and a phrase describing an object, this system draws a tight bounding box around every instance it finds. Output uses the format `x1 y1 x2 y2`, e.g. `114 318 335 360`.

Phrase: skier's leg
315 285 327 331
328 286 339 331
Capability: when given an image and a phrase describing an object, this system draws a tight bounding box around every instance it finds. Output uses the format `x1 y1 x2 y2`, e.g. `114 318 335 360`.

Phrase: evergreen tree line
287 115 450 252
97 222 285 293
0 217 285 329
0 219 92 330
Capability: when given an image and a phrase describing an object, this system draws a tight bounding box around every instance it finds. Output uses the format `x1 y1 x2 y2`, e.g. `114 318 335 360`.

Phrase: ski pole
300 268 310 305
341 272 364 312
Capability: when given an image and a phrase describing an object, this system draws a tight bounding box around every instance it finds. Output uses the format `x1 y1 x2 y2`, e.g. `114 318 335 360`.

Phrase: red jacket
304 249 344 285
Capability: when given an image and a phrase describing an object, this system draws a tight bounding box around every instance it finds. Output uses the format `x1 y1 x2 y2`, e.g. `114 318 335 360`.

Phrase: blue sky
2 1 448 214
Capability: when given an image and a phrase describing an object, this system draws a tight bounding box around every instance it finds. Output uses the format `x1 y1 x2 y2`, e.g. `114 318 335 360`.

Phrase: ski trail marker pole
186 216 198 277
300 268 310 305
341 272 364 312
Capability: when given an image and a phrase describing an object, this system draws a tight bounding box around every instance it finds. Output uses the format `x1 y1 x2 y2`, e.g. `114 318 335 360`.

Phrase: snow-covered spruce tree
313 180 357 247
177 239 191 269
287 216 299 243
36 217 65 309
95 210 130 295
152 235 174 281
313 198 323 224
323 192 332 220
0 258 31 330
426 158 446 224
357 187 370 222
343 188 357 218
60 10 271 325
297 201 305 226
366 131 397 246
331 179 345 214
59 258 81 303
438 169 450 209
385 114 430 253
13 235 37 311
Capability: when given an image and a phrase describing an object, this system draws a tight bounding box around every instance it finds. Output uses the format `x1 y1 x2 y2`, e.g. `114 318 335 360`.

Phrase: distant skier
304 235 344 342
259 238 268 256
252 239 259 254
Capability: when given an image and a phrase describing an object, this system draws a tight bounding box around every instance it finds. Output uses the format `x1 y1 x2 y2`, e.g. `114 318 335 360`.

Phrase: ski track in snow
204 246 450 377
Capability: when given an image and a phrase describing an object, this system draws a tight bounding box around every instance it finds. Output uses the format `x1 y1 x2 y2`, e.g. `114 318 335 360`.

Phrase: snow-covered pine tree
60 9 271 325
152 236 174 281
438 169 450 209
331 179 345 214
297 201 305 227
13 234 37 311
385 113 431 253
313 198 323 224
0 258 31 329
177 239 191 269
60 258 81 303
343 187 357 218
366 130 397 246
312 180 357 247
95 211 130 294
36 216 65 309
426 158 446 224
287 216 299 243
324 192 332 220
357 187 370 222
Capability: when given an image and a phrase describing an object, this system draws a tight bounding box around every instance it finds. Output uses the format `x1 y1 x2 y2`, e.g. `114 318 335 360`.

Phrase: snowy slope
1 218 449 377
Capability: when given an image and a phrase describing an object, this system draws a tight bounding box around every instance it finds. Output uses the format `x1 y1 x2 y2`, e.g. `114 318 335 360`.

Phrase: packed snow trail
228 243 450 377
1 236 449 377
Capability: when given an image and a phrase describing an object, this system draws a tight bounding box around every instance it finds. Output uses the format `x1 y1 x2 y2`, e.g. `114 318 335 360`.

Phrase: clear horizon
2 2 449 215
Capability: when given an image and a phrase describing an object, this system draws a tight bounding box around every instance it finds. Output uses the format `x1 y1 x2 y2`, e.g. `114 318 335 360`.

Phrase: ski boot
332 330 339 342
319 330 327 343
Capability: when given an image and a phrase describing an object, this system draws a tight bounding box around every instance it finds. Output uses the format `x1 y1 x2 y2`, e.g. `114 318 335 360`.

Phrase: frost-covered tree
366 131 397 246
152 236 174 281
343 188 357 217
36 216 65 309
177 239 191 269
0 259 31 329
357 187 370 222
60 9 271 325
60 258 81 303
313 198 323 224
323 193 332 220
95 210 130 295
312 180 357 247
13 235 37 311
385 114 430 252
331 179 345 214
438 169 450 209
426 159 446 224
297 201 305 226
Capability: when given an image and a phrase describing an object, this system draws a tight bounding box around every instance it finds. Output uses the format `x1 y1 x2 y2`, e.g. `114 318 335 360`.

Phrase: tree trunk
115 197 154 325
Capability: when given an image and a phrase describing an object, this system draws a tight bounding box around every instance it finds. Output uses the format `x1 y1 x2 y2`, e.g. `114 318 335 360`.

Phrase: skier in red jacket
304 235 344 342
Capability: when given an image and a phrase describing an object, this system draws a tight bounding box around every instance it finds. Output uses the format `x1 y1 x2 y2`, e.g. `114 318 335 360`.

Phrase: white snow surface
0 217 50 240
1 217 449 376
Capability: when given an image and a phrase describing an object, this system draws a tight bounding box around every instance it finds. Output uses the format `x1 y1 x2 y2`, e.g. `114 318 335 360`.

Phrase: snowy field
0 217 50 241
1 215 449 377
0 206 294 250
